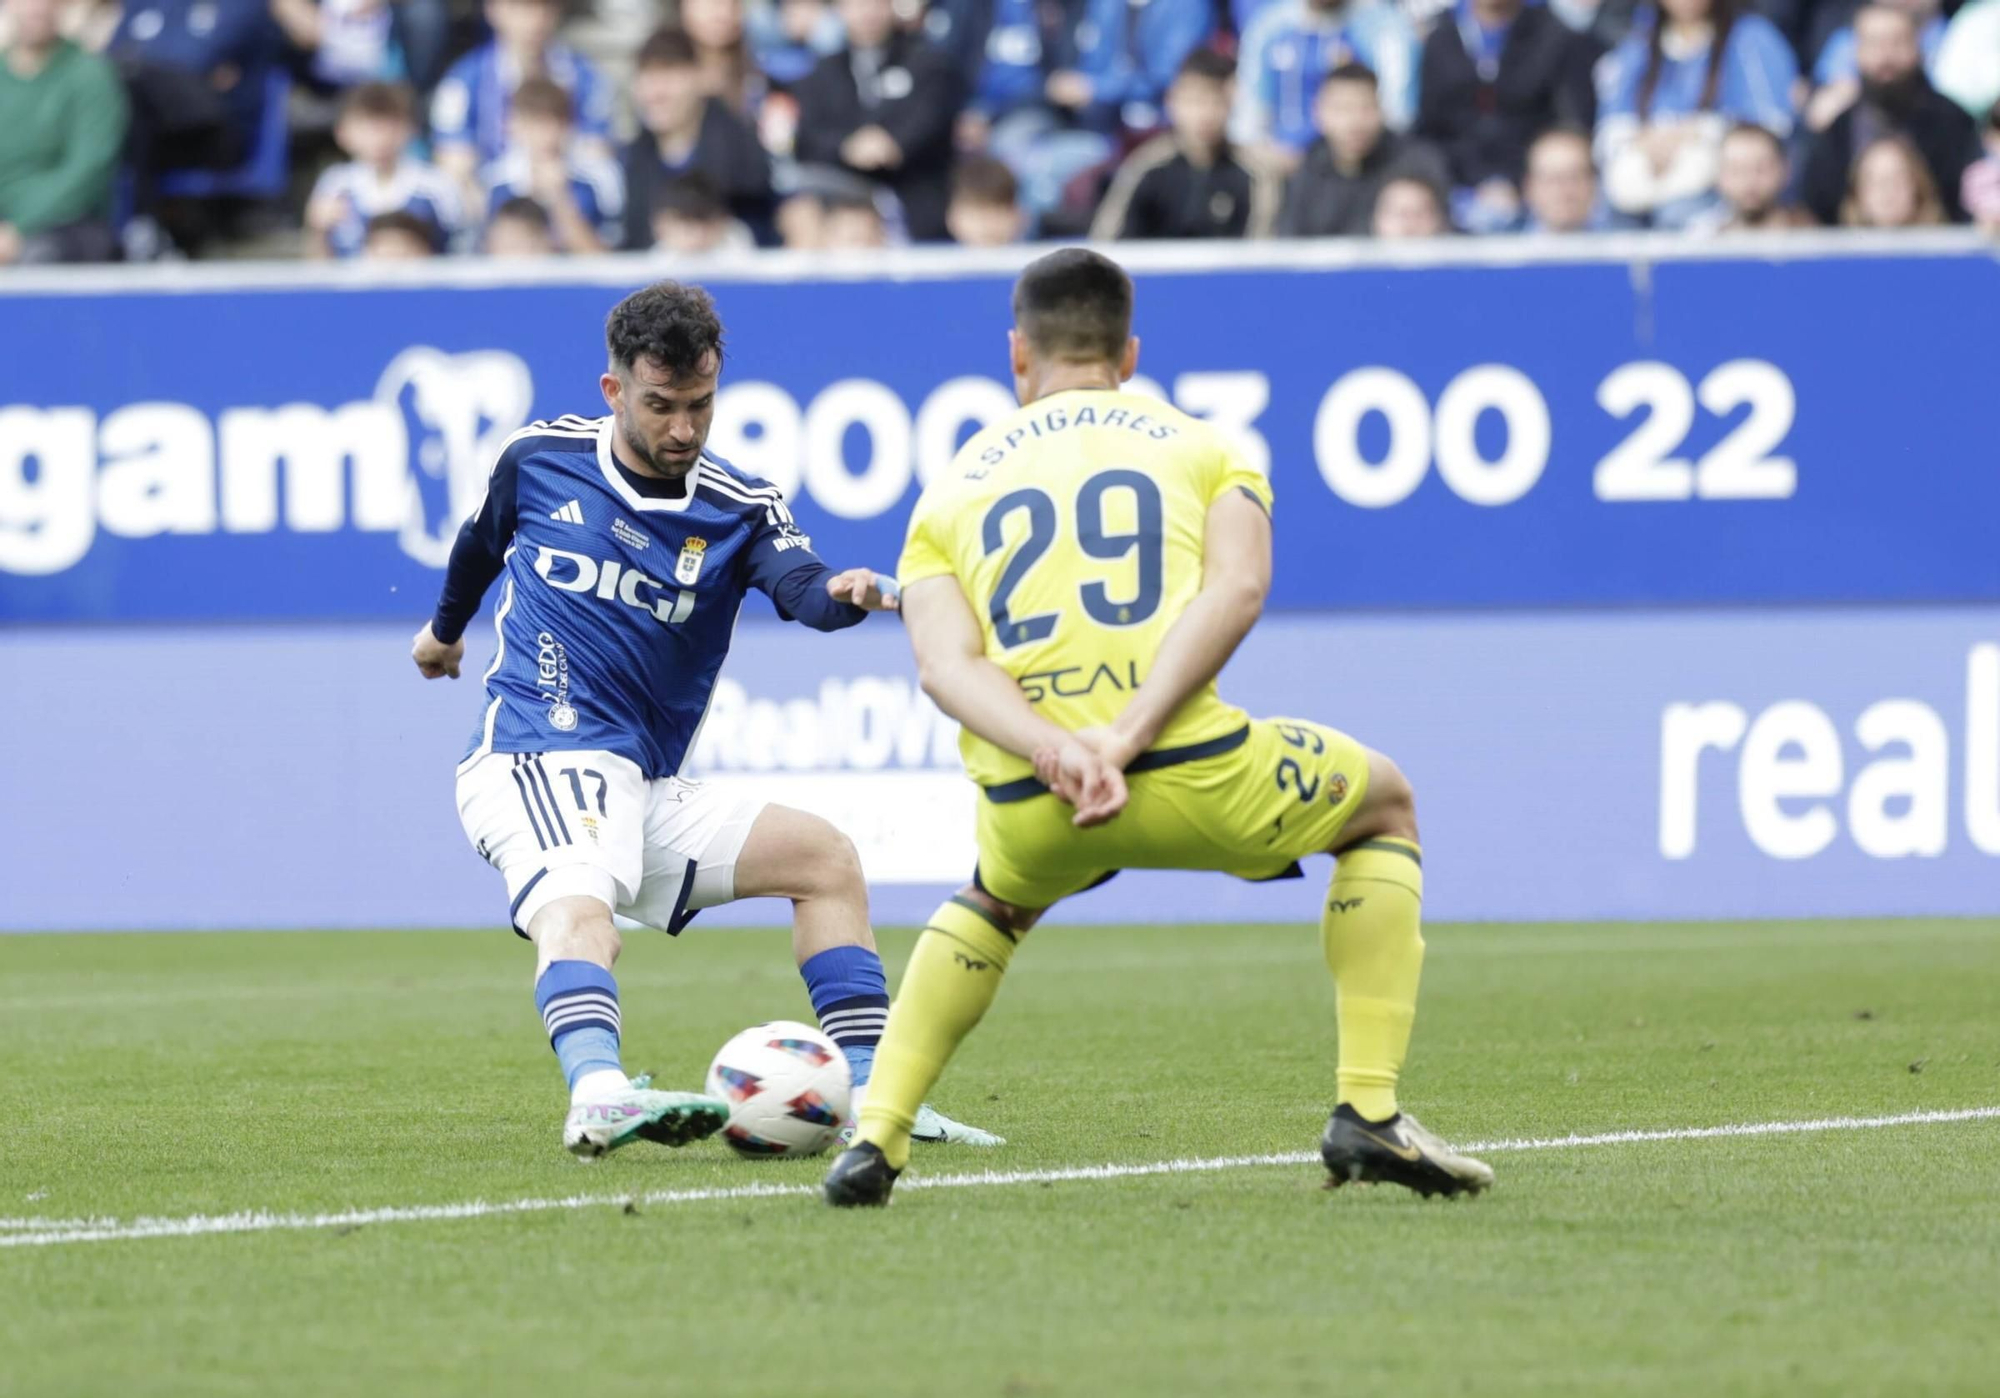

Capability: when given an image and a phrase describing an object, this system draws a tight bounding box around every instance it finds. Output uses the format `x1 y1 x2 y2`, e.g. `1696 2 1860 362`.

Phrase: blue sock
801 945 888 1088
534 960 624 1092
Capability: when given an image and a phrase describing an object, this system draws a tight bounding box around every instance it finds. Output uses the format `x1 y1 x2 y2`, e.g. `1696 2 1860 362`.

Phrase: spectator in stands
946 0 1208 149
1278 61 1447 236
480 77 622 252
1054 0 1213 136
1934 0 2000 121
1234 0 1420 162
623 26 773 251
1809 0 1943 105
946 0 1106 230
945 154 1026 246
111 0 283 184
776 190 826 247
792 0 960 241
1697 120 1809 229
1803 3 1978 223
269 0 398 92
683 0 761 115
1092 50 1282 240
362 207 438 256
749 0 843 87
1593 0 1798 228
821 188 890 246
1371 169 1450 235
1841 131 1945 224
649 173 755 252
486 193 556 254
1962 105 2000 233
1518 126 1611 231
0 0 126 263
306 81 459 258
430 0 610 210
1413 0 1599 233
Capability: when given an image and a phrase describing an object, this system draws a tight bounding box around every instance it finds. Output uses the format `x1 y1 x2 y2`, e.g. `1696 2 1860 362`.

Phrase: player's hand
412 622 465 679
1073 725 1143 772
1033 738 1128 828
826 568 900 612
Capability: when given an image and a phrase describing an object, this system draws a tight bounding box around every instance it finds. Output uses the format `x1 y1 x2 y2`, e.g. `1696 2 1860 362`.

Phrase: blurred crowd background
2 0 1997 263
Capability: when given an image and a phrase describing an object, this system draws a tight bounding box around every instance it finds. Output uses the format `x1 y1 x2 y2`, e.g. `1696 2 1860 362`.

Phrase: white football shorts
456 750 764 938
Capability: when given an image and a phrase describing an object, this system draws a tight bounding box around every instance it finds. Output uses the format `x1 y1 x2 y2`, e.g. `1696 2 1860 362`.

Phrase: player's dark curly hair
604 280 726 379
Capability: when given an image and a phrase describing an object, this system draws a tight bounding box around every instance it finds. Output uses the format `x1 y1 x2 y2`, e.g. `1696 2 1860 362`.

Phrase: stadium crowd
2 0 1997 262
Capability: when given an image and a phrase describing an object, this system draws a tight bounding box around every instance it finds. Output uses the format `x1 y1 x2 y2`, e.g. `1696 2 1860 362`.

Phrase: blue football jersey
434 415 861 779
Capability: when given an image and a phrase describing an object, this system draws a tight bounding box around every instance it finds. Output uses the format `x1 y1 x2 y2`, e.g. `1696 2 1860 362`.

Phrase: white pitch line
4 1105 1995 1251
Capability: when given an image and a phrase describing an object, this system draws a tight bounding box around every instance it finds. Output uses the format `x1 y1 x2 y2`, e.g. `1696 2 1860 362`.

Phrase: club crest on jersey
674 537 708 586
548 701 578 731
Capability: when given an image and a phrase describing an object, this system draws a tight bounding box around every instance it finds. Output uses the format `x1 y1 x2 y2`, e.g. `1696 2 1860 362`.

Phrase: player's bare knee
793 821 865 903
1341 752 1419 849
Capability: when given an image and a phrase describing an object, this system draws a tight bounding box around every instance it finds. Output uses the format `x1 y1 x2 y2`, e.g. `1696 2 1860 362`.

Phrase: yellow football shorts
972 716 1373 910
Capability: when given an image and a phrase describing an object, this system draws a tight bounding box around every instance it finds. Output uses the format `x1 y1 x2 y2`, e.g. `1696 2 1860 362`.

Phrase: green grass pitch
3 919 1998 1397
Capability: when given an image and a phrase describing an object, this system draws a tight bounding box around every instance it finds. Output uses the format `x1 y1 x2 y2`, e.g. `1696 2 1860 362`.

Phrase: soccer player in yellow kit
823 248 1493 1207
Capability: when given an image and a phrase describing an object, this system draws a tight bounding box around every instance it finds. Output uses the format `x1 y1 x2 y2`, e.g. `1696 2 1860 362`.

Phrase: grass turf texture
3 920 1997 1397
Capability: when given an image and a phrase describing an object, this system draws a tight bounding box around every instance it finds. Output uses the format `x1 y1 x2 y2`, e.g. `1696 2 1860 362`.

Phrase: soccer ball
706 1020 853 1158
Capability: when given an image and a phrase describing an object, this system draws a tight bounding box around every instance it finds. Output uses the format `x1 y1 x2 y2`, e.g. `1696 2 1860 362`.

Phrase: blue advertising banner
4 606 1996 931
3 238 1996 623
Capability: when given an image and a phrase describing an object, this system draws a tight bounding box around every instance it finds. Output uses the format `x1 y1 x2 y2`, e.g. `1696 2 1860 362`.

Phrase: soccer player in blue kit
412 281 999 1158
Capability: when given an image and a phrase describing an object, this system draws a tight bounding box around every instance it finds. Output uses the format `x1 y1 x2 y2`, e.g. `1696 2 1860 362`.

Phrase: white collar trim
596 417 701 512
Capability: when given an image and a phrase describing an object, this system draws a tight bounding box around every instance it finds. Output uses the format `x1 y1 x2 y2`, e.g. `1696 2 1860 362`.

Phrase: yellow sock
858 896 1018 1170
1322 837 1425 1123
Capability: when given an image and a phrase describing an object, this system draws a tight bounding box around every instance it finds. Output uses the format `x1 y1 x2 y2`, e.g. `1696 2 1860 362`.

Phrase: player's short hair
1322 61 1379 92
492 195 553 231
512 77 574 124
606 280 727 380
652 174 726 223
1176 47 1235 84
1012 248 1133 365
951 155 1018 209
341 80 415 125
637 25 699 70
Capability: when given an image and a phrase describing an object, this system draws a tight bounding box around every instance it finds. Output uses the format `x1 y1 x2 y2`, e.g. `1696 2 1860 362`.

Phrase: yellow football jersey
898 387 1274 789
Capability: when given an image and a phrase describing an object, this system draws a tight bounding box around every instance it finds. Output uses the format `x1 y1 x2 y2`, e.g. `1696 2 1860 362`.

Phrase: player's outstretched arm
824 568 901 613
413 452 518 679
1089 489 1271 767
904 576 1126 826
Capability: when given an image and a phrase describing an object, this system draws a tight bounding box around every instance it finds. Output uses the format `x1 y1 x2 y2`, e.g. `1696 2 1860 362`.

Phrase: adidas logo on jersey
550 500 585 525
